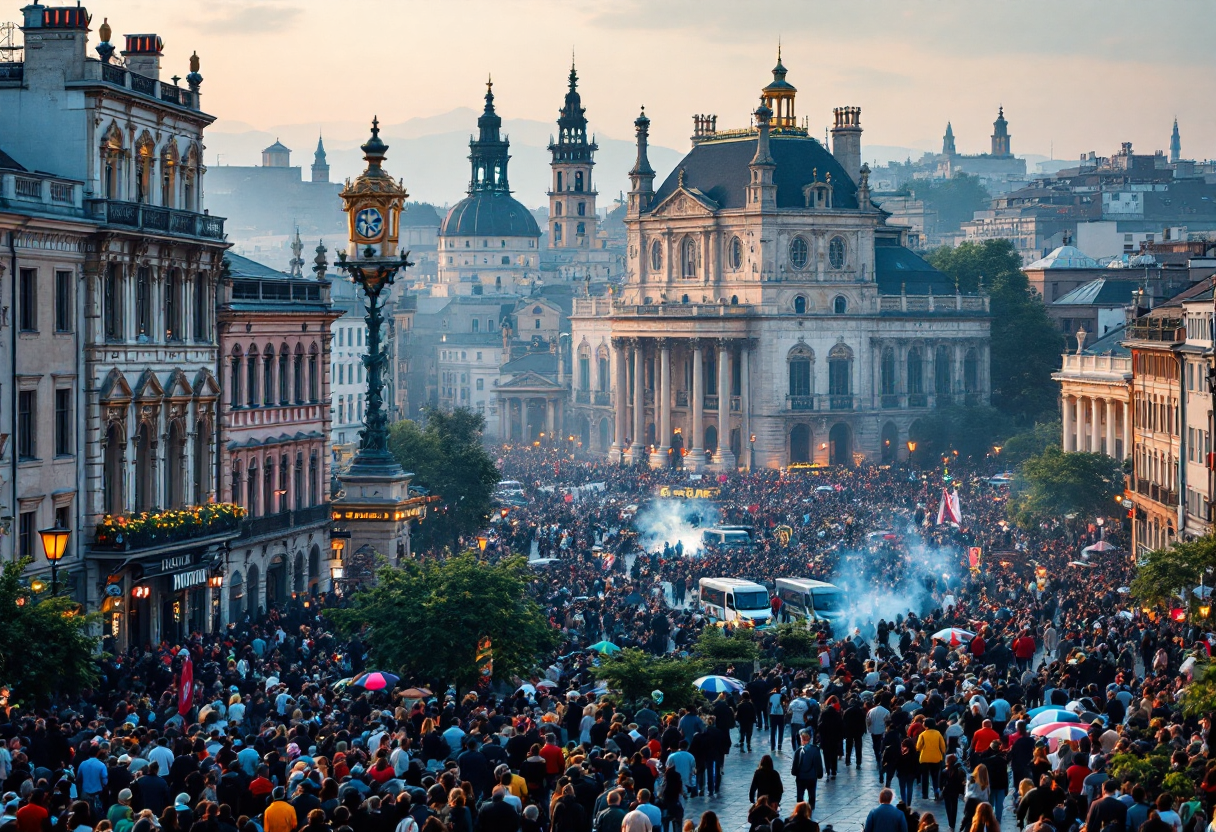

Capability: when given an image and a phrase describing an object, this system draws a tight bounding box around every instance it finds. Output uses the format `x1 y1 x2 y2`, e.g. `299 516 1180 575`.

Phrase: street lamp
207 573 224 633
476 535 488 553
38 526 70 597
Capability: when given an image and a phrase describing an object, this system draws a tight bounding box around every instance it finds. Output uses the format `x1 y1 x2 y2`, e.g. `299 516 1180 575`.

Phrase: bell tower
548 59 598 249
991 106 1011 157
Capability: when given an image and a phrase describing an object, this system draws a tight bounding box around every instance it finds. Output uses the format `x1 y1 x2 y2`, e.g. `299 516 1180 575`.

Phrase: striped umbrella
930 628 975 647
693 675 745 695
1036 724 1090 743
1028 710 1082 729
352 671 400 691
1030 721 1087 738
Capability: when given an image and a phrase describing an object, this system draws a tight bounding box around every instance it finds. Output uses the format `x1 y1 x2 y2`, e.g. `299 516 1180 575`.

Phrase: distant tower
990 107 1011 157
262 139 291 167
626 108 655 218
548 58 598 249
942 122 956 156
469 77 512 194
761 45 797 130
1170 118 1181 164
312 134 330 183
830 106 863 183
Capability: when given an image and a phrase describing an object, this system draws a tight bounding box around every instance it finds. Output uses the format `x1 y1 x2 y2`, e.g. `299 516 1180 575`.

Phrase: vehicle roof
699 577 767 589
776 578 841 590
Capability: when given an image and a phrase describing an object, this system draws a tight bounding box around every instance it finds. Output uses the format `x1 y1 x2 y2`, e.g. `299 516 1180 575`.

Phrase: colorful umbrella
536 679 559 689
930 628 975 647
693 675 745 694
1035 723 1090 742
587 641 622 655
1027 705 1069 717
352 671 400 691
517 683 536 695
399 687 433 699
1028 710 1083 728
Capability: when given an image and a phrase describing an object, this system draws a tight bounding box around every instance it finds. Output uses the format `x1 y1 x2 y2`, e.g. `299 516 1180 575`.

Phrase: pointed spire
360 117 388 171
569 49 578 90
751 96 774 166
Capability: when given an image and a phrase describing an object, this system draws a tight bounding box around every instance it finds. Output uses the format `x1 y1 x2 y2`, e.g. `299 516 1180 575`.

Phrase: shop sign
657 486 720 499
172 568 208 591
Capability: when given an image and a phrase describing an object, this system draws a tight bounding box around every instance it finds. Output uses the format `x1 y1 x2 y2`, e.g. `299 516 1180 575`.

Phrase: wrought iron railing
89 199 225 240
705 395 719 411
881 394 900 409
787 395 815 412
829 395 853 411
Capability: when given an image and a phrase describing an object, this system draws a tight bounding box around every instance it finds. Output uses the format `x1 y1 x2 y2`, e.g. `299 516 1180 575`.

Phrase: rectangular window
55 504 70 533
18 268 37 332
54 389 72 456
104 263 122 341
17 390 36 459
54 270 72 332
18 511 35 558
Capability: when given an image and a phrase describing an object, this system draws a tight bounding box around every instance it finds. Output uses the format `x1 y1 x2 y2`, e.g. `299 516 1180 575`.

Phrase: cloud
192 1 303 35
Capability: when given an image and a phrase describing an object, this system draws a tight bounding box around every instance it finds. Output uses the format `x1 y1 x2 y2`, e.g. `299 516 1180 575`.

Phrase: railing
129 72 156 96
94 64 199 110
574 390 590 404
102 62 126 85
909 394 928 408
675 391 689 407
160 85 182 105
231 279 323 303
593 391 611 406
787 395 815 412
881 394 900 409
92 503 244 551
89 199 225 240
1126 318 1184 343
878 294 990 314
236 504 330 540
829 395 853 411
0 63 23 82
13 177 40 199
705 395 719 411
50 181 73 203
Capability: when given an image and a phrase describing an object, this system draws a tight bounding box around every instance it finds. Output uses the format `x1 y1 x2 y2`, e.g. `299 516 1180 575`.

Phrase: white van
775 578 848 628
701 527 754 548
699 578 771 627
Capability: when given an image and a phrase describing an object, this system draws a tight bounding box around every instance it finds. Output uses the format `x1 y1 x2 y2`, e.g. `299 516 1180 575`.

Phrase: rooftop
1025 245 1101 271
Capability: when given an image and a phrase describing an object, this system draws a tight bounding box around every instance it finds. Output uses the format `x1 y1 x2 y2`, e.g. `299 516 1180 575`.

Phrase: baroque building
567 57 991 470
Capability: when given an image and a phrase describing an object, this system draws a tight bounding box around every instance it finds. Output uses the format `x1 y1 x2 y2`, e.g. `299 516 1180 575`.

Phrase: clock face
355 207 383 239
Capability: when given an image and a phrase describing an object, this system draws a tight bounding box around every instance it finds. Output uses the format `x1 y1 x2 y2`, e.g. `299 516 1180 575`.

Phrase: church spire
990 106 1011 157
1170 117 1181 164
311 131 330 182
942 121 956 156
627 107 655 217
469 76 511 194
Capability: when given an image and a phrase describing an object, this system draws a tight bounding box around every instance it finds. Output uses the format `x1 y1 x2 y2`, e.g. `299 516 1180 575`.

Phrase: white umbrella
516 683 536 695
931 627 975 647
536 679 558 689
1082 541 1118 554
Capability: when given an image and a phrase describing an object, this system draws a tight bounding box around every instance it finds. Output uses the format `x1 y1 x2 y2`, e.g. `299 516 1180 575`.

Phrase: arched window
880 348 896 396
263 345 275 407
793 296 807 315
935 345 952 403
964 348 979 394
194 418 211 503
597 349 610 392
554 224 562 243
787 345 813 399
279 344 290 404
650 240 663 271
248 459 260 516
682 238 697 278
828 236 846 269
828 344 852 399
907 348 924 395
165 420 185 509
789 237 809 270
165 269 181 341
833 295 848 314
134 138 154 204
264 455 275 515
556 172 563 191
578 344 591 391
309 450 319 506
280 452 290 512
575 171 584 192
134 422 153 512
555 201 562 216
294 344 305 402
160 142 178 207
294 452 304 509
308 344 319 402
729 237 743 270
103 421 125 516
246 345 259 407
230 346 243 408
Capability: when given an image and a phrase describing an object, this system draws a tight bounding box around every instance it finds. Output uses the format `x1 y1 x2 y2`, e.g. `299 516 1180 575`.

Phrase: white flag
936 487 961 525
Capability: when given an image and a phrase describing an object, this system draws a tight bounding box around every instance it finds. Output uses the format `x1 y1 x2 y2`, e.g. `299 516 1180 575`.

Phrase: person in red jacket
970 632 986 659
1013 632 1037 671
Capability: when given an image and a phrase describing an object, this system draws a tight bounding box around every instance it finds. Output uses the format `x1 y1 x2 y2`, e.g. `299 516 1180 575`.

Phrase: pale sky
73 0 1216 161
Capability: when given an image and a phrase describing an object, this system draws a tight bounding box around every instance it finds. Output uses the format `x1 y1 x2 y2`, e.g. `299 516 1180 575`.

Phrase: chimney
831 106 863 184
20 3 91 78
122 33 163 80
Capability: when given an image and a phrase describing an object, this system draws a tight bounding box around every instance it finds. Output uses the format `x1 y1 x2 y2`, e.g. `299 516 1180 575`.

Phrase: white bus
699 578 771 627
775 578 848 629
701 527 755 548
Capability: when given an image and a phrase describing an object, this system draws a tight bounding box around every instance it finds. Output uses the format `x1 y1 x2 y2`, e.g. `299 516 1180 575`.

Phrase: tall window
264 456 275 514
308 348 319 402
17 390 36 459
54 270 72 332
294 347 305 403
232 458 243 510
598 354 610 392
103 422 124 516
578 353 590 390
880 348 896 396
193 273 209 342
165 269 180 340
104 263 122 341
309 451 319 506
18 268 36 332
789 357 811 397
828 346 852 396
247 347 258 407
907 348 924 395
575 171 584 192
230 349 242 408
263 346 275 407
54 389 71 456
18 511 35 558
194 420 211 503
248 460 259 516
935 345 952 400
650 241 663 271
279 347 289 404
294 452 304 509
135 267 151 339
964 349 979 393
682 238 697 278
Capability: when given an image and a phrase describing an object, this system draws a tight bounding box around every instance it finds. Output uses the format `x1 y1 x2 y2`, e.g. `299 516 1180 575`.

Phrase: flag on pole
178 650 194 717
936 487 962 525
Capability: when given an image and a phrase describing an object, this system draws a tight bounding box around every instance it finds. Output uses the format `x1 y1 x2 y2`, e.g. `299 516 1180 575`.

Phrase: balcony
93 61 200 111
1126 317 1184 344
231 279 325 304
92 503 244 552
675 391 689 407
705 395 719 411
593 391 611 406
881 394 900 409
787 395 815 412
909 394 928 408
88 199 225 241
829 395 854 411
235 504 330 541
1 171 82 218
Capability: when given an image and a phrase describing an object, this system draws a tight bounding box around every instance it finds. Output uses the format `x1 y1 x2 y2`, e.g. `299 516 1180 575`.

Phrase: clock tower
548 60 598 249
340 118 409 260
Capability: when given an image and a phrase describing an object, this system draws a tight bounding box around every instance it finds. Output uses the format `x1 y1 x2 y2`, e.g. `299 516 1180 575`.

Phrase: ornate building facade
568 58 991 469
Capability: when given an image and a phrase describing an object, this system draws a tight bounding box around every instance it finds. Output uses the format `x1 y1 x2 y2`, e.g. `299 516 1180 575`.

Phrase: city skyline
69 0 1214 163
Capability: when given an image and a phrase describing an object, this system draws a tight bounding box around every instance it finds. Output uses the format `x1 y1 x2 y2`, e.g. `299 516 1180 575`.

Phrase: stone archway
790 424 811 464
829 423 852 467
880 422 899 465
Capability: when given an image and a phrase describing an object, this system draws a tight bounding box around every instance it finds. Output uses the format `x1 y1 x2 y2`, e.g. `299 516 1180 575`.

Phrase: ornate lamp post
38 526 70 596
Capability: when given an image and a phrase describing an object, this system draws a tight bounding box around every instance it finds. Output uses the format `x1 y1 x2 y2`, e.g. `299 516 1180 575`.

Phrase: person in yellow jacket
915 717 947 801
263 788 298 832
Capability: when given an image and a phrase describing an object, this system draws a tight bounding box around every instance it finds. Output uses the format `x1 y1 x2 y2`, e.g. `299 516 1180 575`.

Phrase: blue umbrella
587 641 622 655
693 675 744 694
1028 709 1082 728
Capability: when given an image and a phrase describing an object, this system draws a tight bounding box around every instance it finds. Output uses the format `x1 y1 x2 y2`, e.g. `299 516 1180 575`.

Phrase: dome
1025 245 1100 270
440 191 541 238
649 134 858 212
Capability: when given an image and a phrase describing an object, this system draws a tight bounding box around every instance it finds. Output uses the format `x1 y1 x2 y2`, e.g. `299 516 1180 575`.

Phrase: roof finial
778 37 782 63
487 73 493 92
370 116 379 138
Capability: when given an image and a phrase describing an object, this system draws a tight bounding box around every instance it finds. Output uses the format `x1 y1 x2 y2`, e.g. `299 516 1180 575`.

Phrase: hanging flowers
94 503 246 550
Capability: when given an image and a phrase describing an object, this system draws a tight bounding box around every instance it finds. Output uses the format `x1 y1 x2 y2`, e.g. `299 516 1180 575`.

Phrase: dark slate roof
874 244 957 295
1052 278 1142 307
0 148 26 172
501 352 557 376
400 201 441 227
650 134 858 212
1082 323 1130 356
440 191 541 238
224 252 290 279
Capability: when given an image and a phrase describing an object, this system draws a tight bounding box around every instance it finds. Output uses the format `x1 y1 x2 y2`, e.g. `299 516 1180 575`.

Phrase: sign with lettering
657 486 721 500
331 507 425 522
172 568 209 592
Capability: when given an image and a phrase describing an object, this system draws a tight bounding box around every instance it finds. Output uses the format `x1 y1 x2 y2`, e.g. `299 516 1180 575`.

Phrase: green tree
1009 447 1124 528
999 420 1062 466
331 553 557 691
903 173 992 232
388 407 500 552
593 648 707 710
692 626 759 667
0 558 102 705
1131 536 1216 608
1180 661 1216 718
927 240 1064 423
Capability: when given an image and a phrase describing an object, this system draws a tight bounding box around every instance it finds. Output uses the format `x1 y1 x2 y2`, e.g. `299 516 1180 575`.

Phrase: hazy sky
81 0 1215 160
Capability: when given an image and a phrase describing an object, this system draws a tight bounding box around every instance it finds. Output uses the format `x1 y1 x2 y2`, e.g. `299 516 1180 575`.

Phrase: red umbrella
352 671 400 691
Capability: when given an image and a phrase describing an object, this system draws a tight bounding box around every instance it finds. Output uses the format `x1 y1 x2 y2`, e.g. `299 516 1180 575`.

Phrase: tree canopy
332 553 557 692
1131 536 1216 608
926 240 1064 423
388 407 500 552
593 648 706 710
0 558 101 705
1008 447 1124 528
902 173 992 233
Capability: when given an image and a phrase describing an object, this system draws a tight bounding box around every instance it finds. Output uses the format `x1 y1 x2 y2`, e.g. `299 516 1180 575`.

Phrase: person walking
863 789 909 832
844 697 867 769
960 765 991 832
768 689 788 752
916 718 947 801
867 700 892 772
748 755 784 810
818 696 844 780
791 731 824 815
736 692 757 754
941 755 967 832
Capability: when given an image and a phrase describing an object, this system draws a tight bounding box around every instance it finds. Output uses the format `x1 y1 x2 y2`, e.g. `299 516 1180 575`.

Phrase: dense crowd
0 447 1211 832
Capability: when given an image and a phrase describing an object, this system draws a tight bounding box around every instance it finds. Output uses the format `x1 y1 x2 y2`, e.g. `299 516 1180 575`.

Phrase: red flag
178 652 194 717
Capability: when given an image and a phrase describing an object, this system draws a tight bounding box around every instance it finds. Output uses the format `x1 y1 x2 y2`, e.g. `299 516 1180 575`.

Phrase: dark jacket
475 796 519 832
791 743 824 782
748 767 784 804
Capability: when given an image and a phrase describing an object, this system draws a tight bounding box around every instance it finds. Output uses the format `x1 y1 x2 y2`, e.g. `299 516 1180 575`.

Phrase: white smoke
633 498 721 556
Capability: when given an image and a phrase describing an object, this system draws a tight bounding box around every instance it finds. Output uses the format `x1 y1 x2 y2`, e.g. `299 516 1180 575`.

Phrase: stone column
546 398 556 437
1089 398 1102 453
1104 398 1116 458
627 340 646 463
1122 401 1131 460
651 340 672 468
1078 397 1090 453
1062 395 1075 452
740 340 752 471
687 340 707 470
610 338 627 461
712 339 736 469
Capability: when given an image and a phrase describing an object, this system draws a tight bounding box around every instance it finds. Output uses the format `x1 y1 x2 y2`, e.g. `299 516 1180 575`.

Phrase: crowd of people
0 445 1211 832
